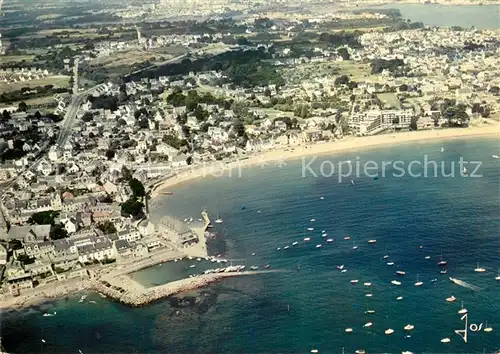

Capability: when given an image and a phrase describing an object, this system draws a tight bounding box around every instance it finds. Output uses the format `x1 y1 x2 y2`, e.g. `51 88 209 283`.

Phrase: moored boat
404 324 414 331
367 239 377 244
391 280 401 285
385 328 394 335
446 295 456 302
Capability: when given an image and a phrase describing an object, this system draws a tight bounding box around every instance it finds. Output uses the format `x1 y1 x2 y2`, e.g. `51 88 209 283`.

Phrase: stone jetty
91 270 277 307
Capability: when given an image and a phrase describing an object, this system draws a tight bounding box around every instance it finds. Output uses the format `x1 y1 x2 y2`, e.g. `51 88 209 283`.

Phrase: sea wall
91 270 276 307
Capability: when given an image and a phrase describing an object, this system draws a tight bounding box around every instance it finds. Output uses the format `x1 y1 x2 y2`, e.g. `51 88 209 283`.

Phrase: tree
233 120 245 137
2 110 11 121
82 112 94 122
8 239 23 250
105 149 115 160
121 198 144 219
410 117 418 131
50 224 68 240
334 75 350 86
338 48 350 60
34 111 42 119
399 84 408 92
129 178 146 198
97 221 117 235
18 101 28 112
28 211 59 225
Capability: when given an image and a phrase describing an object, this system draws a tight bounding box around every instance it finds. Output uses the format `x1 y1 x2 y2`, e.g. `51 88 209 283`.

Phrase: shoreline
153 125 500 197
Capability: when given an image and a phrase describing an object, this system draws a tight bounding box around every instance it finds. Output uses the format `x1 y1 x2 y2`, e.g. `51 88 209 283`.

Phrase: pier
91 270 278 307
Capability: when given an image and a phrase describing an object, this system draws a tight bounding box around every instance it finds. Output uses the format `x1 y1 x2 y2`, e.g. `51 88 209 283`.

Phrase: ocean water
373 4 500 29
1 136 500 354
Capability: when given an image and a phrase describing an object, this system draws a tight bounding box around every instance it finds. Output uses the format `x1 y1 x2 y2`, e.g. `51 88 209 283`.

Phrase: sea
373 4 500 29
1 136 499 354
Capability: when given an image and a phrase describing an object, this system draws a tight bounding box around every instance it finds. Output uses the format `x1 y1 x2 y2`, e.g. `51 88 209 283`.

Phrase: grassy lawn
377 92 401 109
0 55 36 65
0 75 70 92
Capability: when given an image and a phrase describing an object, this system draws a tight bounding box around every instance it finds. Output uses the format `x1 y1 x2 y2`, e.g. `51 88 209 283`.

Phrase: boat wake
449 277 481 291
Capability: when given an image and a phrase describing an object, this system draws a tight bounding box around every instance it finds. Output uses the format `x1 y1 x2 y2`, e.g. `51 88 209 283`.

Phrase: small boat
440 338 451 343
326 238 334 243
364 282 372 286
251 253 256 256
458 301 467 314
320 196 324 200
367 239 376 244
438 260 447 266
414 275 423 286
402 352 413 354
387 262 395 266
188 256 193 260
310 218 316 222
311 350 319 354
383 255 389 259
292 241 299 246
404 324 414 331
316 244 322 249
440 270 447 274
352 245 358 250
337 265 344 270
241 206 246 210
351 179 355 186
197 258 201 262
350 280 359 284
41 339 46 343
345 328 353 333
391 280 401 285
341 269 347 273
89 300 97 304
365 293 373 297
190 264 196 268
250 266 259 270
42 313 55 317
214 212 223 224
373 176 379 180
431 278 438 283
355 350 366 354
307 227 314 231
446 295 456 302
283 246 290 250
363 322 373 328
396 270 406 276
425 256 431 259
277 247 281 251
365 310 376 314
496 269 500 281
303 237 311 242
322 233 328 238
449 277 460 284
493 155 499 159
344 236 351 240
484 321 493 332
397 296 404 300
474 263 486 272
99 293 107 298
385 328 394 335
441 147 444 152
264 264 271 269
463 166 467 174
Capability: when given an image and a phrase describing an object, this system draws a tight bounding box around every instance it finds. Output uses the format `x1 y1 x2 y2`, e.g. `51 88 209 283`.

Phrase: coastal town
0 0 499 311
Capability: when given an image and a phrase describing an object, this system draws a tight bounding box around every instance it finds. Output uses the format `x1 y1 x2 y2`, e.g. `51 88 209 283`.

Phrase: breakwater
91 270 279 307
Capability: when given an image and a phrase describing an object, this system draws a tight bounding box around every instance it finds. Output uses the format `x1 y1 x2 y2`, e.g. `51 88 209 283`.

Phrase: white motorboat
310 218 316 222
345 328 353 333
277 247 281 251
397 296 403 300
350 280 359 284
352 245 358 250
404 324 414 331
322 233 328 238
303 237 311 242
387 262 395 266
446 295 456 302
385 328 394 335
284 246 290 250
440 338 451 343
337 265 344 270
396 270 406 276
458 301 467 314
190 264 196 268
391 280 401 285
292 241 299 246
365 293 373 297
363 282 371 286
89 300 97 304
425 256 431 259
493 155 499 159
474 263 486 273
383 255 389 259
351 179 355 186
414 274 423 286
320 196 324 200
316 244 322 249
42 312 55 317
363 322 373 328
365 310 375 314
441 147 444 152
311 350 319 354
367 239 377 244
496 269 500 281
250 266 259 270
307 227 314 231
326 238 334 243
341 269 347 273
251 253 256 256
344 236 351 240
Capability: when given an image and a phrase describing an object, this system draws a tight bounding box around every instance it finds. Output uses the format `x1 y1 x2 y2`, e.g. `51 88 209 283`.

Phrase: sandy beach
153 124 500 197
